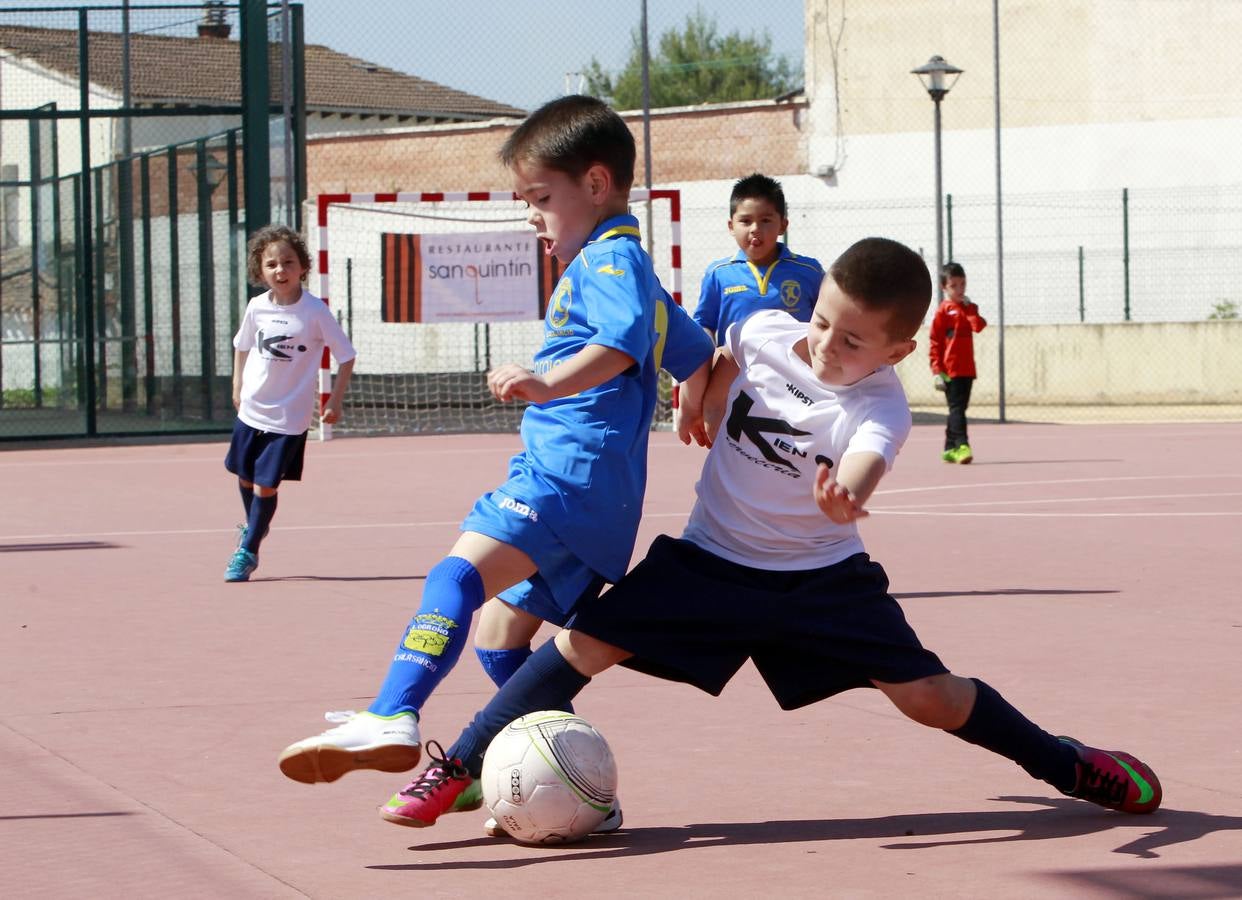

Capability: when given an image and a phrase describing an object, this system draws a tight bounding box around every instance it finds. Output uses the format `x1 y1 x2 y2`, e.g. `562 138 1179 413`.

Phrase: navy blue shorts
224 419 307 488
568 535 949 710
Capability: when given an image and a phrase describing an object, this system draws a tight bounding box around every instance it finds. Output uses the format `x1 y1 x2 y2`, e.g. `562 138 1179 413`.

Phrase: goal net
310 189 682 437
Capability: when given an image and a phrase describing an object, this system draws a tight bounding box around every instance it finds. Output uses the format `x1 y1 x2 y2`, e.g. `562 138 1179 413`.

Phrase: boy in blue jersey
693 173 825 345
382 237 1161 832
276 96 715 828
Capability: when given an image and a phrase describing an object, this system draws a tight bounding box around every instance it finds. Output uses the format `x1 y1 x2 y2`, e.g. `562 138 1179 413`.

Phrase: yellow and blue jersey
505 213 713 583
693 244 825 345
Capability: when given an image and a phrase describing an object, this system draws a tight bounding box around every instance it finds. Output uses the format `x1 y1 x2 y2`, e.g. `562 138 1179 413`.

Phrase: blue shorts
568 535 949 710
224 419 307 488
461 487 605 625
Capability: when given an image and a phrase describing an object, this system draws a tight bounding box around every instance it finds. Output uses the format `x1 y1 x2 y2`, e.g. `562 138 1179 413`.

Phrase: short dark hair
830 238 932 340
499 95 635 191
940 261 966 285
729 173 786 218
246 225 311 286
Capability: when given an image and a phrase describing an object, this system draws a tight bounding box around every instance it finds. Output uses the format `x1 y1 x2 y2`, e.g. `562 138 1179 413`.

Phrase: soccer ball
480 710 618 845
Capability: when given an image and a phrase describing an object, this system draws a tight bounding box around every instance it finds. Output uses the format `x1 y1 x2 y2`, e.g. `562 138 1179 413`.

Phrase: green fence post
140 153 155 414
28 116 43 407
93 165 108 413
195 140 217 420
240 0 271 238
168 145 183 418
227 129 241 337
77 9 97 434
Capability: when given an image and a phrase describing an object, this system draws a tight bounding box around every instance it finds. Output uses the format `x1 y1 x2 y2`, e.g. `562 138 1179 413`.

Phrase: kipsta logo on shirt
257 329 306 359
726 391 811 474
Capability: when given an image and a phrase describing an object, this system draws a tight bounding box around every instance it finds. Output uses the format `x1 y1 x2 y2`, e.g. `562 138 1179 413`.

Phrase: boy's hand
488 363 550 403
813 462 869 524
321 395 344 424
677 403 710 447
934 372 950 392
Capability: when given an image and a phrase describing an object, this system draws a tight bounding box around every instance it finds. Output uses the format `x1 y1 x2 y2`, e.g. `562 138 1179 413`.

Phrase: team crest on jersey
780 280 802 309
548 277 573 328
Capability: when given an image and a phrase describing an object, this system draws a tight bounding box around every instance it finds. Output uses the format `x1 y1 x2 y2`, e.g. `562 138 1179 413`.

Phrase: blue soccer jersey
502 213 713 583
693 244 825 345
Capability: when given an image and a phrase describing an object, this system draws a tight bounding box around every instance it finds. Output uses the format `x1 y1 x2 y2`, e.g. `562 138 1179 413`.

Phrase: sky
4 0 805 111
295 0 806 111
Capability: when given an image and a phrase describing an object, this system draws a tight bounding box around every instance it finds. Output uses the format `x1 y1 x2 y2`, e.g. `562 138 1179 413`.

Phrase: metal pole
280 0 295 227
1078 245 1085 322
78 10 97 434
993 0 1006 422
1122 187 1131 321
933 96 944 297
640 0 653 252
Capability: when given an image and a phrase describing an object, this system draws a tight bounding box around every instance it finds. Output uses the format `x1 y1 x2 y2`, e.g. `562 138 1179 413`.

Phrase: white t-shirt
233 289 356 434
683 310 912 570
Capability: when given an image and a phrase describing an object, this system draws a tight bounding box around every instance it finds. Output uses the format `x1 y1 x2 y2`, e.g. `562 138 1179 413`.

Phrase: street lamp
911 54 963 294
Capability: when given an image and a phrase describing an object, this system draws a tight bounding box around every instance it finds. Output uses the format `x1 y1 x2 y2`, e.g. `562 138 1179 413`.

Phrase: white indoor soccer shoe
278 710 421 784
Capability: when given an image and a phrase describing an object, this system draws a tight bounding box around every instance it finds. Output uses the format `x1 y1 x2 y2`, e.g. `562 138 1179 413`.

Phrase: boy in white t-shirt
386 237 1161 829
223 225 356 582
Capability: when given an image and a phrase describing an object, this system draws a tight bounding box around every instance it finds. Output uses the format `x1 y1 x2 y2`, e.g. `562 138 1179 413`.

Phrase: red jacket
929 298 987 378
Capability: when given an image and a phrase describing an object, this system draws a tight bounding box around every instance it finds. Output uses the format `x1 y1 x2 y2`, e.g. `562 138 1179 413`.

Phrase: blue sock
238 481 254 518
476 644 574 713
949 678 1079 792
243 494 277 554
476 646 532 687
448 638 590 776
369 556 485 717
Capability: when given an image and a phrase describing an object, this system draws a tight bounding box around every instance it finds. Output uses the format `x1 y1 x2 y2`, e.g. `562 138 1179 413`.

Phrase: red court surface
2 421 1240 899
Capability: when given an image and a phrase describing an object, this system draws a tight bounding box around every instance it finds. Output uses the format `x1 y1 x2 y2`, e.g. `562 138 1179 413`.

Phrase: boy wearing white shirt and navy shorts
389 236 1162 828
224 225 356 582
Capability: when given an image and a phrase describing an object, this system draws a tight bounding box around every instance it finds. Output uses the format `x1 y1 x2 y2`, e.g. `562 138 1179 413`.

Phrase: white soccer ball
480 710 618 845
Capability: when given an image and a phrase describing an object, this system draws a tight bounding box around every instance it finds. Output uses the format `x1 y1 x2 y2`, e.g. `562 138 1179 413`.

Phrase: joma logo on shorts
498 496 538 522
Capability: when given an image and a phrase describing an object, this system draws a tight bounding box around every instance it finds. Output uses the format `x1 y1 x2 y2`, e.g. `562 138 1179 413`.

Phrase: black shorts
224 419 307 488
568 535 948 710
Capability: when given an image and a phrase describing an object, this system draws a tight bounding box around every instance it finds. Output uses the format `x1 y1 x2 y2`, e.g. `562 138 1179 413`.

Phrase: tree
583 9 797 110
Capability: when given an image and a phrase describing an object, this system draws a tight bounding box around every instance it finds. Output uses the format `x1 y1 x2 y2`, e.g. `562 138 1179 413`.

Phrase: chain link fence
3 1 1239 440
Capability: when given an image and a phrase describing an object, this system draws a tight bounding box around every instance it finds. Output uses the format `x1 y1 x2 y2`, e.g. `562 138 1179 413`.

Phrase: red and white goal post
312 189 683 439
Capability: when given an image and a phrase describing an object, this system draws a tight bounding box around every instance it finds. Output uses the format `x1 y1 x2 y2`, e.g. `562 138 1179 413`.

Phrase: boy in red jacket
929 262 987 463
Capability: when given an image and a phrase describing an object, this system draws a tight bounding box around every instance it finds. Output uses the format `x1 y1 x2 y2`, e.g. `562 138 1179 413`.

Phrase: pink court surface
2 420 1240 899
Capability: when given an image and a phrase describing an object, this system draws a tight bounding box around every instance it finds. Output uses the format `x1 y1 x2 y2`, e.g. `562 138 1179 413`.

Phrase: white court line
0 510 694 544
0 445 519 468
875 491 1242 510
875 473 1240 496
873 510 1242 517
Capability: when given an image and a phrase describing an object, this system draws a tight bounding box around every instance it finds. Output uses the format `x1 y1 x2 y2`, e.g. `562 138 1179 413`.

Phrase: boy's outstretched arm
813 451 887 524
488 345 635 404
701 347 740 446
674 357 711 446
320 357 355 424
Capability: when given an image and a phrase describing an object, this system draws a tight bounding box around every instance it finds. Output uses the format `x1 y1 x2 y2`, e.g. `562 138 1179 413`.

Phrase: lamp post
911 55 963 293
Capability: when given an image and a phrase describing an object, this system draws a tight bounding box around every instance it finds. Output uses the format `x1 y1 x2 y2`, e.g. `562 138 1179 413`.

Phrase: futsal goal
310 189 683 437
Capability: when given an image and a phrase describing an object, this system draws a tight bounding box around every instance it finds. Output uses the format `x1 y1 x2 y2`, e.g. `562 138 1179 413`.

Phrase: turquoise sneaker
224 548 258 582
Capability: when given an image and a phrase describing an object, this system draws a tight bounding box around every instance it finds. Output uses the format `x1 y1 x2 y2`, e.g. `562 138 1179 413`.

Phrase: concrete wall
896 320 1242 406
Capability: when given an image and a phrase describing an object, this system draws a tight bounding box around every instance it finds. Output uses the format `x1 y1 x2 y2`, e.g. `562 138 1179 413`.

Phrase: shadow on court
0 541 121 552
376 799 1242 871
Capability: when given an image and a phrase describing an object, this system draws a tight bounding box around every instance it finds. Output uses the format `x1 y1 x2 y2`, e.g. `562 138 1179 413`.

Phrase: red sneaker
1059 736 1162 814
378 741 480 827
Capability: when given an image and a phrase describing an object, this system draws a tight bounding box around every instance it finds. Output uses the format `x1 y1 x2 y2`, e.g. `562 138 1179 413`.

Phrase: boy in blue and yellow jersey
276 96 714 833
693 173 825 345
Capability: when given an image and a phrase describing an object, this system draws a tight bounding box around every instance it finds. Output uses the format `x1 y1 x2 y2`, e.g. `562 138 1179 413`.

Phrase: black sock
239 482 255 519
243 493 278 554
448 638 590 777
949 678 1079 792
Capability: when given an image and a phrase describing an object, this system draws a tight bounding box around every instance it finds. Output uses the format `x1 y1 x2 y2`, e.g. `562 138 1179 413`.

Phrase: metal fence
3 1 1239 440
